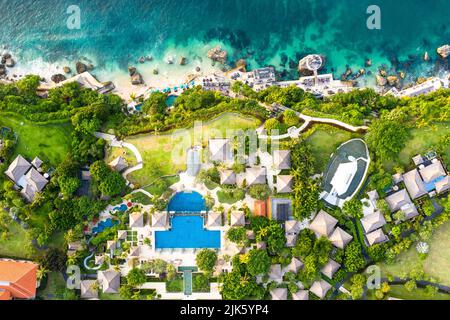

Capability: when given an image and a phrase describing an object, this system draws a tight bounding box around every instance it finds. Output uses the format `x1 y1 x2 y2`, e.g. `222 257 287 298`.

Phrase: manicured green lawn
383 123 450 171
0 113 72 166
124 113 261 186
305 126 359 173
381 285 450 300
99 293 122 300
38 272 67 300
166 276 184 293
0 219 32 259
130 191 153 205
378 220 450 286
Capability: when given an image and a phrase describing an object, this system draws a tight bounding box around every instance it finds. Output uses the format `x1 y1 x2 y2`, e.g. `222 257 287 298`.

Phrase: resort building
366 229 389 246
219 169 236 185
360 211 387 234
38 71 115 95
321 259 341 279
285 220 300 235
268 265 283 284
308 210 338 238
80 280 99 300
436 176 450 194
272 150 291 170
206 212 223 229
403 169 427 200
253 200 267 217
385 77 446 98
118 230 127 240
95 255 105 266
419 161 447 184
329 227 353 249
270 288 288 301
230 211 246 227
310 280 332 299
151 212 169 230
320 139 370 208
292 290 309 300
283 257 303 274
129 212 145 229
4 155 49 202
385 189 419 221
286 234 298 247
109 156 128 172
97 270 121 294
269 198 293 221
276 175 293 194
245 167 267 186
0 259 38 300
209 139 233 163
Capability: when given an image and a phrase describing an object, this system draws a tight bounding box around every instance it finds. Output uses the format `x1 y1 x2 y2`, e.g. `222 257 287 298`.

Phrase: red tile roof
0 260 38 300
254 200 267 217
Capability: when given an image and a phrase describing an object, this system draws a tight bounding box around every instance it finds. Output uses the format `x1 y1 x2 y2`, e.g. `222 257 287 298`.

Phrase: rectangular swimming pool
155 215 221 249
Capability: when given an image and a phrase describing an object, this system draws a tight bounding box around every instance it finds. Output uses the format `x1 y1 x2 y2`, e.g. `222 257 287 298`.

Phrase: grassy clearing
105 146 138 167
305 126 358 173
386 285 450 300
38 272 67 300
378 220 450 286
0 219 31 259
0 113 72 166
383 123 450 171
124 113 261 186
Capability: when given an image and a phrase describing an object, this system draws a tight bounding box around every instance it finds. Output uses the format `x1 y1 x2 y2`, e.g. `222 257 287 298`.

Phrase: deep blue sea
2 0 450 84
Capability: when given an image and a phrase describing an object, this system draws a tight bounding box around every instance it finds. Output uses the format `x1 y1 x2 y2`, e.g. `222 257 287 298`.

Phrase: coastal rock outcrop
51 74 67 83
2 53 15 68
298 54 324 76
128 66 144 85
437 45 450 58
376 74 387 86
235 59 247 69
76 62 88 74
207 46 228 64
63 66 71 74
179 56 187 65
0 64 6 76
387 75 399 86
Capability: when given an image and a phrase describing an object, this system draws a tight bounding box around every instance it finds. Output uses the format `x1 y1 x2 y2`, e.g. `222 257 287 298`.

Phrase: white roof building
321 259 341 279
283 257 303 274
366 229 389 246
206 212 222 228
273 150 291 170
329 227 353 249
268 265 283 284
109 156 128 172
286 234 298 247
219 170 236 185
98 270 121 294
310 280 332 299
270 288 288 300
385 189 419 220
276 175 294 193
419 161 446 183
129 212 145 228
230 211 245 227
151 212 168 229
209 139 232 162
245 167 267 186
330 161 358 196
285 220 300 234
80 280 99 299
360 211 387 234
436 176 450 194
292 290 309 300
403 169 427 199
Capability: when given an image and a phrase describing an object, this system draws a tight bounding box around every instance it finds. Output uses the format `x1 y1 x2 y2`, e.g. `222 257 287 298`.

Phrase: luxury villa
4 155 49 202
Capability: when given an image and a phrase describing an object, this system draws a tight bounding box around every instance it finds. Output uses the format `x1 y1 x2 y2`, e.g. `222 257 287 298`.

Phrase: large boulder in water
207 46 228 64
76 62 88 74
376 74 387 87
437 45 450 58
51 74 67 83
0 64 6 76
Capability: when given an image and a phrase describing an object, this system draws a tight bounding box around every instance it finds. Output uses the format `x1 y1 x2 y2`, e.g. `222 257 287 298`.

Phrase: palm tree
66 254 78 267
36 266 49 281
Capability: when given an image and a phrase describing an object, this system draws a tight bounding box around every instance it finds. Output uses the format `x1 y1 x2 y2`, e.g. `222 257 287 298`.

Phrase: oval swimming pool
168 191 206 212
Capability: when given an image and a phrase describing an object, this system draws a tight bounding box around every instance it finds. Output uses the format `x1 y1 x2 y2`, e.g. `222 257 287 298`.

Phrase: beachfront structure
245 167 267 186
151 212 169 229
80 280 99 300
321 259 341 279
366 229 389 246
292 290 309 300
385 189 419 221
38 71 115 94
4 155 49 202
97 270 121 294
403 169 427 200
273 150 291 170
209 139 233 163
310 280 332 299
206 212 223 228
308 210 338 238
230 211 246 227
0 259 38 300
385 77 446 98
320 139 370 208
219 169 236 185
276 175 293 194
109 156 128 172
360 211 387 234
129 212 145 228
270 288 288 301
329 227 353 249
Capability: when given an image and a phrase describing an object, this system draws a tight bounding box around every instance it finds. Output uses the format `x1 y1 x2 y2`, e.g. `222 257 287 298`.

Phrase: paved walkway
258 103 369 140
94 132 143 185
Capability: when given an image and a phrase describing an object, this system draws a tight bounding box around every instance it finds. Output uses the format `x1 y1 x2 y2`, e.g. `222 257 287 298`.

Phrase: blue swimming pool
165 95 177 107
168 191 206 212
113 204 128 212
424 175 446 192
92 218 118 234
155 215 221 249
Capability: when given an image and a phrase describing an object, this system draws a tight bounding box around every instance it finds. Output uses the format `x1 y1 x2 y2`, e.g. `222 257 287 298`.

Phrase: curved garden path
258 103 369 140
94 132 143 185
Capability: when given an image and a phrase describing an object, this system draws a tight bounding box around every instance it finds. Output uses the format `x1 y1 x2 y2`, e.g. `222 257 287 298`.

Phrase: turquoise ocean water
1 0 450 84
